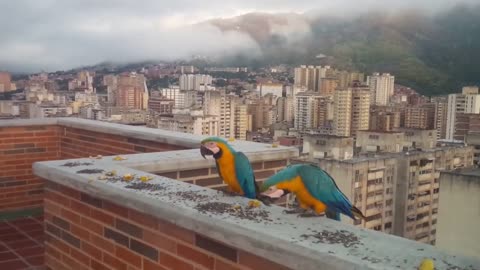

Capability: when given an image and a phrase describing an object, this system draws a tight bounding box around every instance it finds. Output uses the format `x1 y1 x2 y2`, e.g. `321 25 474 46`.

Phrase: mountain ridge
202 4 480 95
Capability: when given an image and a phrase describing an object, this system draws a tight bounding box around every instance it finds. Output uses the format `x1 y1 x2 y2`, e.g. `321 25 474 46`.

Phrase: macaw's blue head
200 137 229 159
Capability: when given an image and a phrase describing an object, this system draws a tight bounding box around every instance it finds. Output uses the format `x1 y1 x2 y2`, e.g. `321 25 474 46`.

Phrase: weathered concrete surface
34 147 480 270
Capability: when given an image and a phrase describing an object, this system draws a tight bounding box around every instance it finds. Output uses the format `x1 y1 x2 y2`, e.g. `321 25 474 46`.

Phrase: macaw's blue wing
298 164 363 220
234 152 257 199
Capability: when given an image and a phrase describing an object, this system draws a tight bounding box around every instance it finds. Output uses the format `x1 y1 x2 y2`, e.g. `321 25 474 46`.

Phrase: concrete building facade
436 169 480 259
367 73 395 106
334 85 370 137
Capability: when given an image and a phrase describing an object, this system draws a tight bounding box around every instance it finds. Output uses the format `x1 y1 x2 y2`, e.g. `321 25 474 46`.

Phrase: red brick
143 258 168 270
103 201 129 219
91 259 111 270
116 246 142 268
143 229 177 253
61 253 89 270
177 244 215 269
159 252 194 270
26 255 44 266
46 235 71 254
238 251 291 270
157 220 195 244
81 217 103 235
70 223 90 241
0 259 28 269
59 186 80 199
215 259 248 270
103 250 128 270
46 244 62 260
69 200 91 216
58 209 80 225
90 209 115 225
129 209 157 229
45 254 69 270
91 233 115 254
70 247 91 267
81 241 102 260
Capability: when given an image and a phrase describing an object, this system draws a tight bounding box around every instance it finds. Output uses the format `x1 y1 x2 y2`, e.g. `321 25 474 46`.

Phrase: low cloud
0 0 476 73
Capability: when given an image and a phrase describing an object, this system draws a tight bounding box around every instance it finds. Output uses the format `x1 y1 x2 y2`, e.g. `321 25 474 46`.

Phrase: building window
369 135 380 140
386 199 393 206
373 225 382 231
385 222 392 229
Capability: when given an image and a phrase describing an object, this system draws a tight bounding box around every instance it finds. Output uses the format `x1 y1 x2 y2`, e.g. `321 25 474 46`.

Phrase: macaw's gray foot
222 190 238 197
283 207 307 215
256 194 274 206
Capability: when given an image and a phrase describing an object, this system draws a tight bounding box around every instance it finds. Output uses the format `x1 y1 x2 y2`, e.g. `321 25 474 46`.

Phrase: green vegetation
214 4 480 96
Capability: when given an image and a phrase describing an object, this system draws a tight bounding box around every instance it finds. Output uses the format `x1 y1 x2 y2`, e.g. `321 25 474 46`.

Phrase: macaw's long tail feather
351 205 366 220
325 209 341 221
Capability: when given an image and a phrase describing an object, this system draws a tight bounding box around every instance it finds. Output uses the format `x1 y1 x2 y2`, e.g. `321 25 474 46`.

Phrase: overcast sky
0 0 476 73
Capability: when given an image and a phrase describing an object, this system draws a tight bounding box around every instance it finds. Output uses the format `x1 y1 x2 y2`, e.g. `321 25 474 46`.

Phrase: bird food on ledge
61 161 93 167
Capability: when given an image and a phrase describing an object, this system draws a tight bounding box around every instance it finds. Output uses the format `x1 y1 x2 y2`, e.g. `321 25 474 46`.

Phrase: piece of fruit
248 200 261 208
123 174 134 181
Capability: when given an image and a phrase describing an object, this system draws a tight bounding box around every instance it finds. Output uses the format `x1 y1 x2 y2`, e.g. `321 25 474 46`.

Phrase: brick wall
44 181 292 270
0 125 187 213
0 126 61 212
157 159 290 206
60 127 187 159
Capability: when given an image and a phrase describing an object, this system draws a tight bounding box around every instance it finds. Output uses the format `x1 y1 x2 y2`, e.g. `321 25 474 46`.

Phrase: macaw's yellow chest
216 154 243 194
277 176 327 214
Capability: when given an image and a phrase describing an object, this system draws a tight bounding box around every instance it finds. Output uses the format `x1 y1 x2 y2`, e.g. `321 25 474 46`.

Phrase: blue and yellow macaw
260 164 365 221
200 137 270 204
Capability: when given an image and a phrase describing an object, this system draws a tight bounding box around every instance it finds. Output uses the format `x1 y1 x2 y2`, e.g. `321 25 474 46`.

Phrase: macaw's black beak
200 145 214 159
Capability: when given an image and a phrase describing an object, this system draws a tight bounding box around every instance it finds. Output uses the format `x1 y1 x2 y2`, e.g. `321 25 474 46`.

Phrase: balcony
0 118 478 270
417 183 432 192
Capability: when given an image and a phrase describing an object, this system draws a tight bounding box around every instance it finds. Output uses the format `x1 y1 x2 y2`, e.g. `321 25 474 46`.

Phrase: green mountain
207 4 480 96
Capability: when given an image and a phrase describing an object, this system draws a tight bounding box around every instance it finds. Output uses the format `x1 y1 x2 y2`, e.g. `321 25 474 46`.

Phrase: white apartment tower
367 73 395 106
179 74 213 90
446 86 480 140
294 92 320 130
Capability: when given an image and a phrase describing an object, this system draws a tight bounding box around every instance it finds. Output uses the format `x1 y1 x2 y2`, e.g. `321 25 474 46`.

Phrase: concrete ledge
33 150 480 270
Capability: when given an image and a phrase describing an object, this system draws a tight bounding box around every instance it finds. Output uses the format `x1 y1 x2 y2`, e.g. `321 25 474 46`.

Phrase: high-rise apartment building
148 93 174 115
404 104 436 130
318 78 338 96
116 73 149 110
446 86 480 140
369 106 401 132
337 71 365 88
294 92 320 130
316 96 334 128
453 113 480 141
333 84 370 137
249 101 274 131
276 96 294 124
257 83 283 97
179 74 212 90
294 65 331 92
103 74 118 104
160 87 190 109
234 104 249 140
0 71 13 92
432 97 448 140
219 90 235 139
367 73 395 106
299 130 474 246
